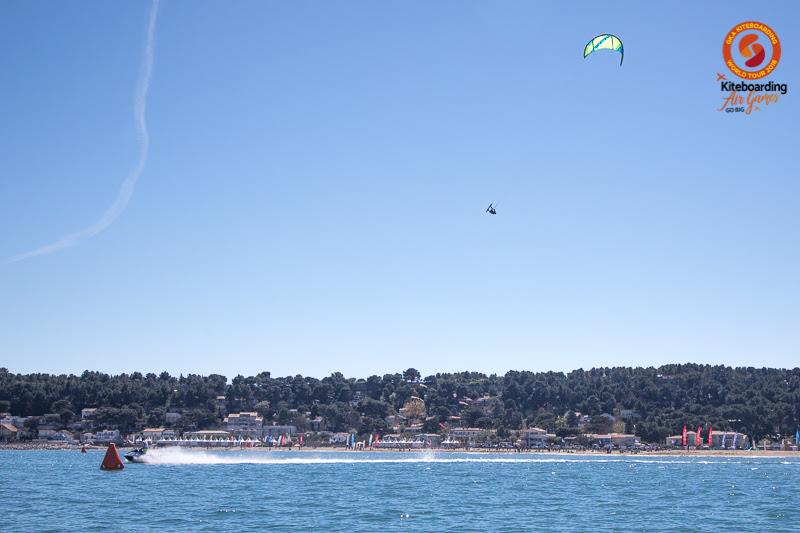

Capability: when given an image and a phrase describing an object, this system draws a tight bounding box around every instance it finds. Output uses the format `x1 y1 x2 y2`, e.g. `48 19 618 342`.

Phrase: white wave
4 0 160 263
131 448 800 466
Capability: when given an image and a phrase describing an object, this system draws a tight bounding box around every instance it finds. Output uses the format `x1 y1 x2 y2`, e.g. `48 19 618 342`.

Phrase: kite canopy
583 34 624 65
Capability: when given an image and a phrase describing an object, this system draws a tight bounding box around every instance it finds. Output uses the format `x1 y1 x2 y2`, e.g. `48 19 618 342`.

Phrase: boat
123 447 149 463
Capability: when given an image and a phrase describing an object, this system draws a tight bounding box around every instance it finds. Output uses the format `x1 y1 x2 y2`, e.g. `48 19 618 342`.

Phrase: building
224 412 263 436
215 396 227 414
475 396 495 408
448 428 494 446
37 427 59 439
401 424 424 435
710 431 748 449
80 408 98 430
262 425 296 437
185 430 231 440
0 423 19 442
1 415 26 428
415 433 443 447
329 432 350 444
308 417 327 432
142 428 167 441
50 430 75 443
1 416 29 439
94 429 120 443
586 433 639 448
666 433 699 447
520 427 552 448
351 381 367 399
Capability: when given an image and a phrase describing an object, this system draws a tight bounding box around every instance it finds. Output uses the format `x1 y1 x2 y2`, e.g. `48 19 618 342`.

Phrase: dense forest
1 364 798 443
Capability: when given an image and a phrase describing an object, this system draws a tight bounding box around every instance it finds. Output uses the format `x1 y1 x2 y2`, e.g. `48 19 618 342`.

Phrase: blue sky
1 1 798 377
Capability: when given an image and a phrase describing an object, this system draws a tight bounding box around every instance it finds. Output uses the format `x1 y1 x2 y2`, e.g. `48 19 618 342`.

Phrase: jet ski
124 447 149 463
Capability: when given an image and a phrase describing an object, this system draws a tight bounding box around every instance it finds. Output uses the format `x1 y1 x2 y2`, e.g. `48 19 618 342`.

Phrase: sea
2 449 800 532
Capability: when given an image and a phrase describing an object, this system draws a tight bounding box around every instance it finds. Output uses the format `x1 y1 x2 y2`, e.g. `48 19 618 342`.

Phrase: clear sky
1 1 798 378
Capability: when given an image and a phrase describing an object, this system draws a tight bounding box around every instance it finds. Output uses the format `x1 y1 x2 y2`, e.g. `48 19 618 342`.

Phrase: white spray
126 448 765 466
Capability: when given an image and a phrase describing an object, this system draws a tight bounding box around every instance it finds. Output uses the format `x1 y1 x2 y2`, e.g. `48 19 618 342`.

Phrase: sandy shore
0 442 103 451
243 447 799 458
2 442 796 458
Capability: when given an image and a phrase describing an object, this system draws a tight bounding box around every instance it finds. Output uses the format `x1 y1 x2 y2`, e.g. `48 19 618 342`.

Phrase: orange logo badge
722 21 781 79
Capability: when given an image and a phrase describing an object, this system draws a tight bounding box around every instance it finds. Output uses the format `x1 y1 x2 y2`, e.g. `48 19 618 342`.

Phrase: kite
583 34 624 66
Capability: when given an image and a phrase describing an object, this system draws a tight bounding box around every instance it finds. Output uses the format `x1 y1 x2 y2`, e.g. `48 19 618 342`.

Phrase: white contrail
4 0 160 264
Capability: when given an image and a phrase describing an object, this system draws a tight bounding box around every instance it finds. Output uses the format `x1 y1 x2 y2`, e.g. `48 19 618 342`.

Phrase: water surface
2 450 799 531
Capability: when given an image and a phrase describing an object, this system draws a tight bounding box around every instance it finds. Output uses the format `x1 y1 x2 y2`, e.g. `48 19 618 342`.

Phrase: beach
2 441 797 458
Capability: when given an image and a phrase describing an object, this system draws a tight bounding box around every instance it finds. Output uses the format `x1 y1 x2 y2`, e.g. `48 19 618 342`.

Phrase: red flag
299 434 304 446
708 426 713 447
682 425 687 447
696 425 702 448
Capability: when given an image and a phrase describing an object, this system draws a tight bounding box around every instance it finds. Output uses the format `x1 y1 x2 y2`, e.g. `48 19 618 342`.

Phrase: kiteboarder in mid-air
486 203 497 215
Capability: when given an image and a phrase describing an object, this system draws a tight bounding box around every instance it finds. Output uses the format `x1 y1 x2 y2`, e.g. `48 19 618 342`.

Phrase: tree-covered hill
1 364 798 443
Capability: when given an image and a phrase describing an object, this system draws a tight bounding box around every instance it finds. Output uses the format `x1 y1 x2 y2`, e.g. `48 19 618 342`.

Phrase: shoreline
1 442 797 458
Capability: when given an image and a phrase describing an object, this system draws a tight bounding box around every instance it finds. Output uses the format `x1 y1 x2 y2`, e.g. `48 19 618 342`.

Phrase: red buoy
100 443 124 470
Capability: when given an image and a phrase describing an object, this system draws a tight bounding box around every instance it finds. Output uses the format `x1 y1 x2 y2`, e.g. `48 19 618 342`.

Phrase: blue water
2 449 800 532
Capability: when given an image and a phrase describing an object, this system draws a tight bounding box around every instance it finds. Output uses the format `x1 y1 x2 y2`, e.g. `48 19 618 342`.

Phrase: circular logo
722 21 781 79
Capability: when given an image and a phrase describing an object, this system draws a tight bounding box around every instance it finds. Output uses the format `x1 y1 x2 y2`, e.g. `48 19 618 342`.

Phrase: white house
185 430 231 440
224 412 263 436
520 427 553 448
666 433 699 447
586 433 639 448
711 431 748 449
37 427 58 439
449 428 494 446
94 429 120 443
142 428 167 441
50 430 75 443
263 425 296 437
329 432 350 444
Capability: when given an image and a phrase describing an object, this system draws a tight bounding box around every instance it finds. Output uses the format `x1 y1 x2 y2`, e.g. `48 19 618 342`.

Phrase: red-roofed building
1 423 20 442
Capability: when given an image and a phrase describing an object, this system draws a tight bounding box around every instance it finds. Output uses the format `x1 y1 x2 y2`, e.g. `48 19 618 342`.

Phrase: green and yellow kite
583 34 624 66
